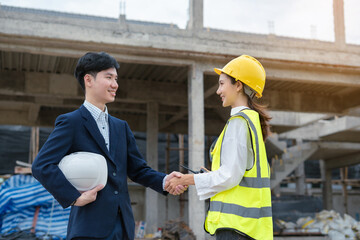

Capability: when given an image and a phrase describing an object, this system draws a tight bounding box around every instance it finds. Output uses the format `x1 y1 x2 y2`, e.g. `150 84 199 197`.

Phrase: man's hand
73 184 104 207
165 176 185 195
165 171 188 195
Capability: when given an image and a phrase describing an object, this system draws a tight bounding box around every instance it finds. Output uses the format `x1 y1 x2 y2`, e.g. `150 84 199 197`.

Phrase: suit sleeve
32 115 81 208
124 122 167 194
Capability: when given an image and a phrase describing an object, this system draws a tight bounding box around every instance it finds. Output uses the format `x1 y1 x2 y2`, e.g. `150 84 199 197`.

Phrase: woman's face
216 73 240 107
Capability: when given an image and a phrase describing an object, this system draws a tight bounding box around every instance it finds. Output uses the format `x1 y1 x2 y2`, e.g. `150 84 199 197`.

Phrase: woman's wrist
183 174 195 186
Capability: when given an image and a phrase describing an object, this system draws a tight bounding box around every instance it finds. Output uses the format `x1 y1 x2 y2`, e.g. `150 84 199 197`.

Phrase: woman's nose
112 80 118 88
216 86 221 95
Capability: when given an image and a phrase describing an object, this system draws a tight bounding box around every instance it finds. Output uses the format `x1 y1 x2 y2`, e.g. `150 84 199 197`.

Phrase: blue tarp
0 174 70 239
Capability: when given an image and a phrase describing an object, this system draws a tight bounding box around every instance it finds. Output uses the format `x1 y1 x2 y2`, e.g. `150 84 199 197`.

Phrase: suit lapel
80 106 115 164
108 115 118 160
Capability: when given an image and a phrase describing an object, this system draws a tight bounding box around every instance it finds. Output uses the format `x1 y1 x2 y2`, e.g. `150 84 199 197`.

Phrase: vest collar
230 106 249 116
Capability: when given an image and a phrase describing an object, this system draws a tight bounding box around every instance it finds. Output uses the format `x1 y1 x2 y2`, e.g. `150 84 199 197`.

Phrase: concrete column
29 126 39 164
320 160 333 210
187 0 203 30
145 102 159 234
295 162 306 195
333 0 346 47
188 64 205 240
118 1 127 30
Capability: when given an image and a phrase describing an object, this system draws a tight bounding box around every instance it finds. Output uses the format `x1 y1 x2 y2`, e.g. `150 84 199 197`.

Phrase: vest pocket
206 210 221 223
207 193 227 223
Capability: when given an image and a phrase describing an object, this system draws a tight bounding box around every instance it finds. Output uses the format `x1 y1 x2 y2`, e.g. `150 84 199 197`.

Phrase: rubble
277 210 360 239
161 219 196 240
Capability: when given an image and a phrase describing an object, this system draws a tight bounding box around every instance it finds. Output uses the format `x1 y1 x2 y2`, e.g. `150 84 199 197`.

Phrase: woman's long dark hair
230 77 272 141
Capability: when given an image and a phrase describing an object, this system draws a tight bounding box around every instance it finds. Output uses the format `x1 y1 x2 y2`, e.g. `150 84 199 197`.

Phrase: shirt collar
83 100 108 120
230 106 249 116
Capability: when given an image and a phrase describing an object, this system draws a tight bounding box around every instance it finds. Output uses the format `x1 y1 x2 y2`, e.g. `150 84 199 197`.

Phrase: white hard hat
58 152 108 191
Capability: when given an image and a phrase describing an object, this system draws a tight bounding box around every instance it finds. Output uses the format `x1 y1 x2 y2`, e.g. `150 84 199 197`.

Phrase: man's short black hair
74 52 120 90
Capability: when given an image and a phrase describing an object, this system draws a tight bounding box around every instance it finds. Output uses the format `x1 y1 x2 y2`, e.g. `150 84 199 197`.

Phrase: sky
1 0 359 44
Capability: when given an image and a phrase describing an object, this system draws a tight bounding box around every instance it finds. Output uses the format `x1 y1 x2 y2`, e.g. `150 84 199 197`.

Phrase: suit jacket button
114 191 118 195
113 172 116 177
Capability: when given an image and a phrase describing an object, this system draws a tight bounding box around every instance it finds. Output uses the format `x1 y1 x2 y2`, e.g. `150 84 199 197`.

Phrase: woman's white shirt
194 106 254 200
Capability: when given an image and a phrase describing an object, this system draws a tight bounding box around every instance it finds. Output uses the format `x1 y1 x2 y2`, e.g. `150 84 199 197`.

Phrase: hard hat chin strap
243 84 256 99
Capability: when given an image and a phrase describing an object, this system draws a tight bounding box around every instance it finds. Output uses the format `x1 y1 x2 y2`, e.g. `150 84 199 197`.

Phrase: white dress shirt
194 106 254 200
83 100 110 151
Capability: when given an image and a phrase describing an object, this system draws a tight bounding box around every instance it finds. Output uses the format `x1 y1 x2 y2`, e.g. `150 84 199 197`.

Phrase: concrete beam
188 63 205 240
267 67 360 87
270 111 329 127
279 116 360 140
318 141 360 151
1 10 360 68
319 116 360 137
325 152 360 169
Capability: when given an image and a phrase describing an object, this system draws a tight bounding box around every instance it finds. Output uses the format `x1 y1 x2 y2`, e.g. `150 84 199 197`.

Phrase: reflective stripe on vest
209 201 272 219
239 177 270 188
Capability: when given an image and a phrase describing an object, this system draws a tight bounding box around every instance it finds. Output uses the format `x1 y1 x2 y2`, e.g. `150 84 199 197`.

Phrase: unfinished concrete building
0 0 360 239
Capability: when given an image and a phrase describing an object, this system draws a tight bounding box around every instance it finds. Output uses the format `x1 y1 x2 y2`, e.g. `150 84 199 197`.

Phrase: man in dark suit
32 52 185 239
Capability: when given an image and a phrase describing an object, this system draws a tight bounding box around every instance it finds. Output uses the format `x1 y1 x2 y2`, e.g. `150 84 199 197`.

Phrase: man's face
86 67 118 106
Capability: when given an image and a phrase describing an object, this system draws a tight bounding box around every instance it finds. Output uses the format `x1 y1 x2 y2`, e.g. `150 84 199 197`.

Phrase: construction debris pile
277 210 360 239
161 220 196 240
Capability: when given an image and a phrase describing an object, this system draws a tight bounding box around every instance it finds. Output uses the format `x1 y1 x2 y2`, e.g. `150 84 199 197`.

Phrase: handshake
164 167 208 195
164 171 188 195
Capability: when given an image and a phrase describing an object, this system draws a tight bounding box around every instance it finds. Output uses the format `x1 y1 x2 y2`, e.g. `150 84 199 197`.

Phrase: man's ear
84 74 93 88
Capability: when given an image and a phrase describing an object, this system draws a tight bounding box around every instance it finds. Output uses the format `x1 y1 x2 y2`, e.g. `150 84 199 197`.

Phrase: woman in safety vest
165 55 273 240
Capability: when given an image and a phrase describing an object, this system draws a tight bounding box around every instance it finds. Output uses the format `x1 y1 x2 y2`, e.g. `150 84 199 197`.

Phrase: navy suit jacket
32 105 166 239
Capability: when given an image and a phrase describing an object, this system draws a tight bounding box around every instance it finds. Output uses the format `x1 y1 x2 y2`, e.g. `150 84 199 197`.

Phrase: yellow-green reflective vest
205 109 273 240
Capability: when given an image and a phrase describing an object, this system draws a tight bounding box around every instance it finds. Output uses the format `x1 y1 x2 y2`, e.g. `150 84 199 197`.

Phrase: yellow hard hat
214 55 266 98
